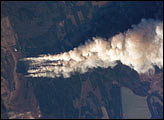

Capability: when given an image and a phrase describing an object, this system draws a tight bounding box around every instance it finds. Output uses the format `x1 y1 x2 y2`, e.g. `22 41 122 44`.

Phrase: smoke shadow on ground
81 1 162 39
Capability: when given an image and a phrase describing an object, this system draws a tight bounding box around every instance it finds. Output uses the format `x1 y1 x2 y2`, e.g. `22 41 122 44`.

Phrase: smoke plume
22 19 163 78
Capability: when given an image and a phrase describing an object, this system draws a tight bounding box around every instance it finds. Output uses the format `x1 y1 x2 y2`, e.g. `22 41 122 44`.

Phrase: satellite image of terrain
1 1 163 119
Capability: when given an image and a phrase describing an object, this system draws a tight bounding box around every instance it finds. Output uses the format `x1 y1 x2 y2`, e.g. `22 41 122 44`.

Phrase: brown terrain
140 72 163 97
1 17 40 119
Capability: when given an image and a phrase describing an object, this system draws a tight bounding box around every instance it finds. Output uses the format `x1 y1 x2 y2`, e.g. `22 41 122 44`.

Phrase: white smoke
22 19 163 78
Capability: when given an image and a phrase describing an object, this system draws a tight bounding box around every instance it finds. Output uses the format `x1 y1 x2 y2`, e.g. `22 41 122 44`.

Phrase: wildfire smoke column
22 19 163 78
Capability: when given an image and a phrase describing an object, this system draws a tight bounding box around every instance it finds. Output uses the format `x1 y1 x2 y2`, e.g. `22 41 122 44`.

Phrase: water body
121 87 151 119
